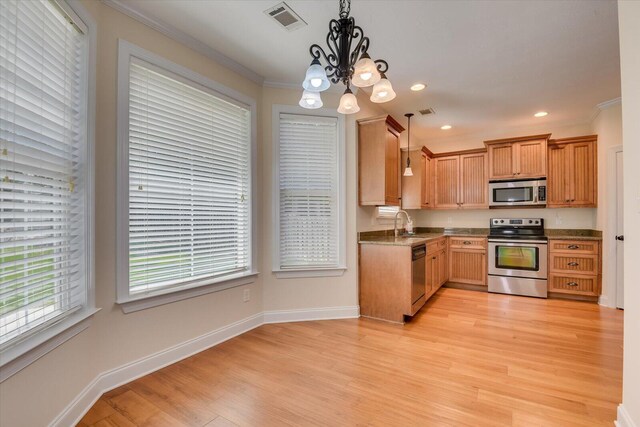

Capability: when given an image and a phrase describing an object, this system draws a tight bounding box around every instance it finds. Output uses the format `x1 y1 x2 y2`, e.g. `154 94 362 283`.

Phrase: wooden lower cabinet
548 239 601 297
448 237 487 286
359 244 425 323
425 237 448 299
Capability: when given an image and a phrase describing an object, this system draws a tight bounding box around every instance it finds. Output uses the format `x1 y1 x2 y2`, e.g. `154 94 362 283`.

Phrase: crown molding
100 0 264 85
597 97 622 110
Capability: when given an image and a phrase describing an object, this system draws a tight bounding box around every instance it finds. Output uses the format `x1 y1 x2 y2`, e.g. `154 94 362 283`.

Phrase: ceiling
118 0 621 141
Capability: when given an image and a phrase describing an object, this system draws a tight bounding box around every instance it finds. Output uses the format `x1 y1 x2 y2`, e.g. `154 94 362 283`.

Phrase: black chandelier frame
309 0 389 86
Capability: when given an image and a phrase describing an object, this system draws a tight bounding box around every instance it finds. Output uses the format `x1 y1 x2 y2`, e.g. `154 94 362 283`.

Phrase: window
273 107 345 277
117 42 256 308
0 0 94 367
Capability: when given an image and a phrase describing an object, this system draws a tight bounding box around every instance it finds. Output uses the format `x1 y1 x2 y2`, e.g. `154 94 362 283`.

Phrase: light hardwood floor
78 288 623 427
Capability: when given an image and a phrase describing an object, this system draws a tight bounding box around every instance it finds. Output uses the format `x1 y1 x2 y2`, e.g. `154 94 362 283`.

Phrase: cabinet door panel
570 142 596 206
516 140 547 178
421 154 432 209
547 144 570 207
449 249 486 285
384 129 400 205
434 156 460 208
460 153 488 208
488 143 515 180
438 248 448 286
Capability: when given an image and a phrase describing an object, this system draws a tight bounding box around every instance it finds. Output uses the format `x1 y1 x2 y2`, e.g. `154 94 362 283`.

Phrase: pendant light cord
405 113 414 168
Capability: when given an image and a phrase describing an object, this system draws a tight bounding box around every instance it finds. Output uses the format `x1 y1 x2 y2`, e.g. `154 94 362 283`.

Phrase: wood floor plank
80 288 623 426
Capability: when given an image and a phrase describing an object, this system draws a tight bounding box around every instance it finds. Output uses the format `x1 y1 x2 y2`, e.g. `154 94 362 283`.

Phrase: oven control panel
491 218 543 226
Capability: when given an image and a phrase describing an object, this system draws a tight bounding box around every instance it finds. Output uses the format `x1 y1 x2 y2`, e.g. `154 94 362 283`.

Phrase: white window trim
271 105 346 279
115 40 258 312
0 0 98 381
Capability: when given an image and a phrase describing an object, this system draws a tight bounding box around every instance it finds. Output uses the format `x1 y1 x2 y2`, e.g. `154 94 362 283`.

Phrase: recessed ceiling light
410 83 426 91
534 111 548 117
441 125 452 130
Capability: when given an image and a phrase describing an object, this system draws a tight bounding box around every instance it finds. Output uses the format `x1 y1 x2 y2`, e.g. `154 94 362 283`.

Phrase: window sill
0 307 100 383
273 268 346 279
117 272 259 314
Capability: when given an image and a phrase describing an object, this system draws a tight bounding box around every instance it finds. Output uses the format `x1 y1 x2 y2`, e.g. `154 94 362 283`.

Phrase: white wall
618 1 640 425
0 2 264 426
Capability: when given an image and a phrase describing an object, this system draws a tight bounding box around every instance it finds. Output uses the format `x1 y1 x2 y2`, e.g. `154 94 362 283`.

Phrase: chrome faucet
394 210 412 237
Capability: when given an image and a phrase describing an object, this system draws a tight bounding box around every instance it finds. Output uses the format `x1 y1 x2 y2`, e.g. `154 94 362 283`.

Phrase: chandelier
299 0 396 114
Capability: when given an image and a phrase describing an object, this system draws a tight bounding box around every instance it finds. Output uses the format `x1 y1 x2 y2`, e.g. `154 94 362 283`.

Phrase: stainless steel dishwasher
411 244 426 304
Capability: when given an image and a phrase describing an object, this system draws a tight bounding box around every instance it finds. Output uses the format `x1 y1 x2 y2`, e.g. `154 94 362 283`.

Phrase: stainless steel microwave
489 179 546 207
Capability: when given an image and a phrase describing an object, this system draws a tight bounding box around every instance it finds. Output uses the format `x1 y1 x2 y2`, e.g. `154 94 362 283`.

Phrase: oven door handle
488 239 548 245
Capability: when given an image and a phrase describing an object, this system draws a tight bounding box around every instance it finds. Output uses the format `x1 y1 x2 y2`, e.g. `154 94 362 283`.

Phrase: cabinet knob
571 199 575 202
568 245 579 249
566 282 578 287
565 199 571 203
567 262 579 266
463 241 472 245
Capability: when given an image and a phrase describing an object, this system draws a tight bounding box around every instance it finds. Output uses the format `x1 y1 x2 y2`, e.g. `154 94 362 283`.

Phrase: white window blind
277 113 340 269
126 59 251 296
0 0 88 348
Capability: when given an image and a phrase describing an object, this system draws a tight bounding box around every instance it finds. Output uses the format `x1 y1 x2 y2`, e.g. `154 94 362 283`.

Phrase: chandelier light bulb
302 59 330 92
310 78 323 88
299 90 323 109
337 88 360 114
370 74 396 103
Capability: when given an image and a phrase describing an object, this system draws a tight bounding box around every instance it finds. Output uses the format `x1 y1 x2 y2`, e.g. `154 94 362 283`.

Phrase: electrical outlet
555 212 563 226
243 288 250 302
447 217 453 225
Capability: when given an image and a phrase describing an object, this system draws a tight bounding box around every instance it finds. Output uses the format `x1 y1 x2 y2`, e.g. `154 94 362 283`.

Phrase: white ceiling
118 0 621 141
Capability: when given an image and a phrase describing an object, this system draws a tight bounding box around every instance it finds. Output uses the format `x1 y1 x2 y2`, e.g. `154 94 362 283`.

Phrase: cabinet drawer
549 240 599 254
427 237 447 254
550 253 598 275
449 237 486 250
549 274 598 296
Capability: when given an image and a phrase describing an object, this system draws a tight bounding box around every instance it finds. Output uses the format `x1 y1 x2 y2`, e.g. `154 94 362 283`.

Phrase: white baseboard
263 305 360 323
50 306 359 427
598 295 610 307
50 312 264 427
616 404 638 427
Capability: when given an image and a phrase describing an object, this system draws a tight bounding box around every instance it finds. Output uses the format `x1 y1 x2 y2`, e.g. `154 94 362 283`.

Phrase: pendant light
370 73 396 103
403 113 414 177
337 87 360 114
299 90 323 109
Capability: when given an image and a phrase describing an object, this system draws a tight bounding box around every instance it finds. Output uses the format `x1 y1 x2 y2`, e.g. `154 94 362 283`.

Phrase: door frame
602 145 623 307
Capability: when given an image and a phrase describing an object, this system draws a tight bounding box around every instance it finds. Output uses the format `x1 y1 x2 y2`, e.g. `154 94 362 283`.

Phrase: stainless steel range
487 218 548 298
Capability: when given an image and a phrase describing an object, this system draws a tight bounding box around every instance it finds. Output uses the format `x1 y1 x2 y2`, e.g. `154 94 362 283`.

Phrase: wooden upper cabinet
358 115 404 206
434 155 460 209
434 150 488 209
547 135 597 208
485 134 550 180
459 152 488 208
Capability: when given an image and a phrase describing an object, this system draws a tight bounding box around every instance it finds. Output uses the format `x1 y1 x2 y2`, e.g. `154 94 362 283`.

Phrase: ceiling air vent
264 2 307 32
419 108 436 116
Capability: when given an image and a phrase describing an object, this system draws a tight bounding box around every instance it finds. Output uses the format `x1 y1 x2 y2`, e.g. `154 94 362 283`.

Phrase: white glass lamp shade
403 166 414 177
299 90 323 109
337 89 360 114
351 53 381 87
302 59 330 92
370 76 396 103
